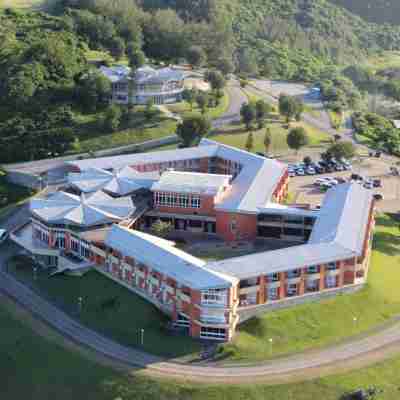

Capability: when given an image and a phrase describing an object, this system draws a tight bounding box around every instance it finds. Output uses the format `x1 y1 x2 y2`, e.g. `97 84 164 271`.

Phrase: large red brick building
11 139 374 341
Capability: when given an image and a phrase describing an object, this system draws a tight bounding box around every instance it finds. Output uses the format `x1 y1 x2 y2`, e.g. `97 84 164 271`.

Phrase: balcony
11 223 59 257
239 285 260 295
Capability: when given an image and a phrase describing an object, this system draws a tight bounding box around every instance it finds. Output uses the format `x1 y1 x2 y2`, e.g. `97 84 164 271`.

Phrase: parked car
373 193 384 201
296 168 305 176
289 171 296 177
315 165 325 174
325 165 335 173
351 173 363 181
364 181 373 189
373 179 382 188
0 229 8 244
335 164 344 171
315 178 329 186
306 167 316 175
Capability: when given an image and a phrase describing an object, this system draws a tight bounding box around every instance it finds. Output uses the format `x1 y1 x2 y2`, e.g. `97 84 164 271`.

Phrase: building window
230 218 237 233
306 279 319 292
190 196 201 209
201 289 227 306
287 269 300 279
327 262 338 271
325 275 337 288
287 283 298 297
267 273 279 282
200 327 226 339
155 192 200 209
307 265 319 274
267 287 279 300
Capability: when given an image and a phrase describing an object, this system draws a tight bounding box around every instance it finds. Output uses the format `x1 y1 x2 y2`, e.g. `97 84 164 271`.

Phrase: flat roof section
67 145 220 172
105 225 238 290
152 170 231 196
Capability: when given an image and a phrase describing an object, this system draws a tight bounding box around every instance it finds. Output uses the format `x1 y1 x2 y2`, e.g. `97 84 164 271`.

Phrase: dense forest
2 0 400 162
329 0 400 25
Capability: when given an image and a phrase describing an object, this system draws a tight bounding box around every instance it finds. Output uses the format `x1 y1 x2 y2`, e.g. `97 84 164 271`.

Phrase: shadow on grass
373 231 400 256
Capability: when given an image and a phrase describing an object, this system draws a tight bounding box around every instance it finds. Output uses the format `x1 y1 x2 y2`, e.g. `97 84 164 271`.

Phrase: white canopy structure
68 166 159 197
30 191 135 227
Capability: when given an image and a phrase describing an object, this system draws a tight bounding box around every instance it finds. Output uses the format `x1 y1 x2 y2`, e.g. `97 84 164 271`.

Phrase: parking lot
287 156 400 214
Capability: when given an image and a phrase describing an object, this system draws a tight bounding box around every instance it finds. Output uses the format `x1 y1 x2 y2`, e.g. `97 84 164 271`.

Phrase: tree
196 91 208 114
144 99 157 121
205 70 226 92
245 132 254 153
186 45 206 67
279 94 302 123
127 43 145 111
303 156 312 165
76 71 111 112
109 36 125 59
264 128 272 155
182 88 196 110
255 100 271 128
327 141 356 160
176 115 211 147
287 127 309 154
150 219 172 238
240 103 256 130
103 104 122 132
215 57 234 75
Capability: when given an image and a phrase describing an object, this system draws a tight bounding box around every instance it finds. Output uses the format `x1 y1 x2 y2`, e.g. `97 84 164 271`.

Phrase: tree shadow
373 231 400 256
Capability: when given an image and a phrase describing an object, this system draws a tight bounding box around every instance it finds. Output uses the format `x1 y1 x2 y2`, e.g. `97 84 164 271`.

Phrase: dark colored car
351 173 363 181
373 179 382 188
315 166 325 174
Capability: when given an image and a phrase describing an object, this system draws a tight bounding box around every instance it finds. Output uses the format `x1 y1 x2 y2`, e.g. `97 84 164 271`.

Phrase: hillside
141 0 400 78
329 0 400 25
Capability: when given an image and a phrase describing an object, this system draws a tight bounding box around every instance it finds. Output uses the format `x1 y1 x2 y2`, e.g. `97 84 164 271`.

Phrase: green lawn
218 214 400 362
2 297 400 400
166 90 230 120
7 263 200 358
210 119 331 155
70 109 178 154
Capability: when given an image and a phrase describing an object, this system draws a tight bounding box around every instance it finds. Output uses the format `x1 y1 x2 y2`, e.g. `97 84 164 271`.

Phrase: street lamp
78 296 83 313
140 328 144 346
268 337 273 356
353 316 358 334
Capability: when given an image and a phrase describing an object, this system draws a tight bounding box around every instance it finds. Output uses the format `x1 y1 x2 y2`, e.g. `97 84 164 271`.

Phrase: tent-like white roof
30 191 135 227
105 225 238 290
68 168 113 193
68 166 159 196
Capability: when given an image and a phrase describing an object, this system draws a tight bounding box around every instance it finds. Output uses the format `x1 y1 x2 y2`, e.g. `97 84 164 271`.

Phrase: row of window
201 289 227 306
154 192 201 209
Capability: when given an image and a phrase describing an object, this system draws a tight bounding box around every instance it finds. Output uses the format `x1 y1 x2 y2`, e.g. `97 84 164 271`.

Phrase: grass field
210 119 331 155
166 90 230 120
70 109 177 154
218 214 400 362
8 214 400 364
8 264 200 358
2 297 400 400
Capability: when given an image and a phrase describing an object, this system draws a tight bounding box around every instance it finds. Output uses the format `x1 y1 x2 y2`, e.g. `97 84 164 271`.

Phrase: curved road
1 237 400 384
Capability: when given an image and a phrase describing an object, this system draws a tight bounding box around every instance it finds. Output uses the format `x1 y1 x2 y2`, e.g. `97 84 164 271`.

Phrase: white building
100 65 185 105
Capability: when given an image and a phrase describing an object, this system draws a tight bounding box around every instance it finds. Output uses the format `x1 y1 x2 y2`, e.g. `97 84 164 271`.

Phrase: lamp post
353 316 358 334
78 296 83 314
140 328 144 346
